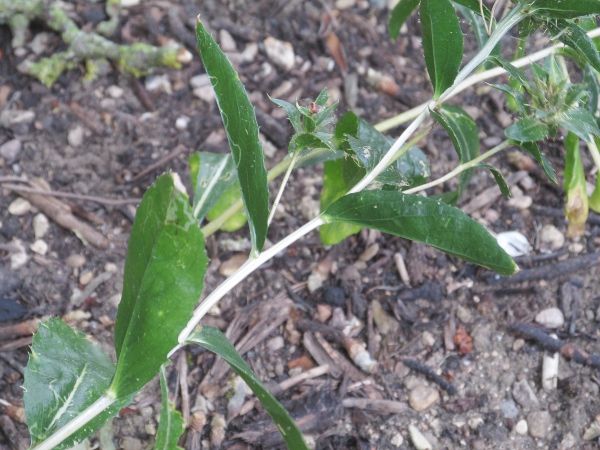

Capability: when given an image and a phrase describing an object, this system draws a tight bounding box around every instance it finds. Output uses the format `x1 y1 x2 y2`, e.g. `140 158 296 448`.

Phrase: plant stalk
268 149 300 226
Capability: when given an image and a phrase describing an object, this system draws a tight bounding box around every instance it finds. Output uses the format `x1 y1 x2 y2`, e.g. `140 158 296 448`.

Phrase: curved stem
404 140 512 195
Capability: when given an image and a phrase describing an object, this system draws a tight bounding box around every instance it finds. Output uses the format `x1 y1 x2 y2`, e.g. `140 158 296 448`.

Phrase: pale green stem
268 149 300 226
587 135 600 173
30 395 115 450
404 140 512 195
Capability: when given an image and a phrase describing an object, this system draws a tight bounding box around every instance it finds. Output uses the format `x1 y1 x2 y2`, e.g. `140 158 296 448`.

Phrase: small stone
266 336 284 352
120 0 140 6
119 436 143 450
336 0 357 9
513 338 525 351
540 224 565 251
560 433 577 448
299 196 320 221
498 400 519 419
456 305 472 323
512 379 539 408
322 286 345 306
0 139 21 160
515 419 528 435
507 195 532 209
1 110 35 125
175 116 190 131
193 86 215 103
316 304 332 322
408 385 440 411
390 432 404 447
263 36 295 71
144 423 156 436
67 254 86 269
535 307 565 329
358 244 379 262
527 411 552 438
372 300 399 335
219 254 247 277
104 262 118 273
9 239 28 270
583 419 600 440
471 323 493 352
68 126 84 147
307 272 324 293
408 424 432 450
219 29 237 53
30 239 48 255
190 74 210 89
468 417 484 429
32 213 49 239
8 198 31 215
421 331 435 347
106 85 124 99
79 271 94 285
145 74 171 94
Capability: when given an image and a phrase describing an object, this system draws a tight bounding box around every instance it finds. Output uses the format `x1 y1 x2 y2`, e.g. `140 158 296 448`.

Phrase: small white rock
104 262 118 273
0 139 22 160
307 271 324 293
68 126 84 147
542 341 559 391
8 198 31 216
10 239 28 270
219 29 237 53
67 254 86 269
266 336 284 352
408 425 432 450
33 213 49 239
515 419 528 435
175 116 190 131
106 85 124 99
30 239 48 255
190 74 211 89
193 86 216 103
263 36 295 71
79 271 94 286
120 0 140 7
496 231 532 257
390 433 404 447
145 74 172 94
335 0 357 9
535 307 565 329
507 195 532 210
540 224 565 251
421 331 435 347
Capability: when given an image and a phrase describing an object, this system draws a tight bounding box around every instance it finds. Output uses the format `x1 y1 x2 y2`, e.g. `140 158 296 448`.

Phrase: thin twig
130 145 187 182
268 149 299 226
3 184 140 206
402 359 457 395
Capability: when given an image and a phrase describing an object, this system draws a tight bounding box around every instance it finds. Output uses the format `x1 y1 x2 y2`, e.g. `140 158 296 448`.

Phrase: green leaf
505 116 548 142
430 105 479 200
111 173 208 398
488 56 539 99
196 20 269 256
420 0 463 98
518 16 541 38
389 0 420 40
24 319 133 449
510 140 557 183
290 132 335 153
155 365 185 450
564 131 589 237
475 164 510 197
206 181 248 231
557 107 600 141
322 190 517 275
451 0 492 22
186 326 309 450
390 146 431 188
270 97 303 135
190 152 236 223
455 4 501 67
489 83 528 116
320 158 362 245
531 0 600 19
547 20 600 73
590 172 600 213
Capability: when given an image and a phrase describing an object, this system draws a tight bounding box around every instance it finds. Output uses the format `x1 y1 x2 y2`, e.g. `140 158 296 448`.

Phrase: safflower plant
22 0 600 448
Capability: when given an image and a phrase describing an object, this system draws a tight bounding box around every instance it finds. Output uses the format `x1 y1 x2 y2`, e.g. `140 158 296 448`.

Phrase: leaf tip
171 172 188 196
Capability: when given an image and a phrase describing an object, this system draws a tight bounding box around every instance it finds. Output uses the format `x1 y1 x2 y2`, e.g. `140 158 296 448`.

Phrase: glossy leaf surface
155 365 185 450
196 20 269 256
322 191 517 275
531 0 600 19
505 117 548 142
187 326 309 450
547 20 600 73
24 319 132 449
556 108 600 142
111 174 208 397
190 152 236 223
420 0 463 98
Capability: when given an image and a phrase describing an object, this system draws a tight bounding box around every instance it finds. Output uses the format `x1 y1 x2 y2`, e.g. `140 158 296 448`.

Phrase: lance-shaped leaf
110 173 208 398
322 190 517 275
186 326 309 450
451 0 492 22
155 365 185 450
488 56 540 99
24 319 134 450
455 4 501 65
290 133 335 153
590 174 600 213
547 20 600 73
430 105 479 201
564 132 589 238
196 19 269 256
511 140 557 183
582 64 600 114
505 116 548 142
475 164 510 197
420 0 463 98
190 152 236 223
206 182 248 232
489 83 528 116
530 0 600 19
270 97 302 134
557 108 600 142
389 0 420 40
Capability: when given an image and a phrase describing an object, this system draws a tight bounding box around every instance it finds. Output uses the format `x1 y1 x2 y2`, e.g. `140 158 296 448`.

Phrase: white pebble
9 198 31 215
266 336 284 352
68 126 84 147
535 307 565 329
496 231 532 257
193 86 216 103
10 239 28 270
542 338 559 391
106 85 124 99
540 224 564 251
33 213 49 239
145 74 172 94
67 254 86 268
30 239 48 255
409 425 432 450
104 262 118 273
515 419 528 435
79 270 94 285
0 139 22 160
175 116 190 131
263 36 295 71
219 29 237 53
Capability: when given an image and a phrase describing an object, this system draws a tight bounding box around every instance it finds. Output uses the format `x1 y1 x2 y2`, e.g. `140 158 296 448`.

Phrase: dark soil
1 1 600 449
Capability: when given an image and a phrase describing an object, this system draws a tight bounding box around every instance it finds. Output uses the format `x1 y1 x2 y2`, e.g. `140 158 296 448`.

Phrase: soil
1 1 600 449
